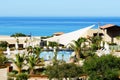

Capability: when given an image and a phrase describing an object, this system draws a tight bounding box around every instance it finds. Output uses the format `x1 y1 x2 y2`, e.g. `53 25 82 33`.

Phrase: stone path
0 68 7 80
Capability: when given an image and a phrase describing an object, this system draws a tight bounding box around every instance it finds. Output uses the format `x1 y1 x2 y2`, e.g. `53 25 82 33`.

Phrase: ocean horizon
0 17 120 36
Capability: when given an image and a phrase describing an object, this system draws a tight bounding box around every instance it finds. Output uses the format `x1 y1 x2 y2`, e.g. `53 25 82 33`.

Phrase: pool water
40 51 73 62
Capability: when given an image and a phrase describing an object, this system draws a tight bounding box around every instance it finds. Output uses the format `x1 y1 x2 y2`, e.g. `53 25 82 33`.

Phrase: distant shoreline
0 17 120 36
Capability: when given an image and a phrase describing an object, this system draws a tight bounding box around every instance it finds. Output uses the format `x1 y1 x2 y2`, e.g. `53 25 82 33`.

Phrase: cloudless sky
0 0 120 17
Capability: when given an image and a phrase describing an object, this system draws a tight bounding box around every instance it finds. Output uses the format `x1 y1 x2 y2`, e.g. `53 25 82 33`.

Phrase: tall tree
27 46 33 54
33 47 42 58
11 53 26 74
89 36 102 51
27 46 42 57
27 55 39 74
26 46 42 74
70 37 87 60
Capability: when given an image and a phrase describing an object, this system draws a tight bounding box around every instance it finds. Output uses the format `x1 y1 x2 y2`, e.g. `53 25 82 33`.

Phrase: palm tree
69 37 87 60
27 46 33 54
12 53 26 74
26 47 42 74
27 46 42 57
27 55 39 74
33 47 42 58
0 54 8 68
89 36 102 50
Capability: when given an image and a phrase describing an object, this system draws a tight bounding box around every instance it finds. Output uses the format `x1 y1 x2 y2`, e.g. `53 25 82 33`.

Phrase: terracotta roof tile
100 24 115 29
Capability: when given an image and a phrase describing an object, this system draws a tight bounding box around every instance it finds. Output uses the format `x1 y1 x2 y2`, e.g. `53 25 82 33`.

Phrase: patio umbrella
104 42 110 54
23 42 26 48
7 47 10 55
100 41 103 47
104 42 109 50
15 42 18 50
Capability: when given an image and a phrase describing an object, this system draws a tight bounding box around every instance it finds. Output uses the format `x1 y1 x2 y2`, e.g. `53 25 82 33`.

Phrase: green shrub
7 77 14 80
0 41 8 48
8 72 16 77
109 43 117 45
48 41 58 47
91 44 98 51
11 33 27 37
11 70 18 74
0 47 6 51
83 55 120 80
0 54 8 67
46 63 83 80
16 73 28 80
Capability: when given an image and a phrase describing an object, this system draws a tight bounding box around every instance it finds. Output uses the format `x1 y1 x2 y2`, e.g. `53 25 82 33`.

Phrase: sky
0 0 120 17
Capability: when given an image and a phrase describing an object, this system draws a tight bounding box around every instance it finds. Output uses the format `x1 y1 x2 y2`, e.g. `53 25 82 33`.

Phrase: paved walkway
0 68 7 80
113 51 120 57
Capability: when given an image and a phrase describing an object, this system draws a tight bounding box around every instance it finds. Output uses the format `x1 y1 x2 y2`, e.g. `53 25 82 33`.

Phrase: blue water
0 17 120 36
40 51 72 61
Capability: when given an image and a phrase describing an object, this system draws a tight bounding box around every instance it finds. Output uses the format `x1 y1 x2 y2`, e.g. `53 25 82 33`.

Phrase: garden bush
16 73 28 80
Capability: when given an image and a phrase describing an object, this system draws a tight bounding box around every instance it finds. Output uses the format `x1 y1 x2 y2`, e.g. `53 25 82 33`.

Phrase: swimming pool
40 51 73 62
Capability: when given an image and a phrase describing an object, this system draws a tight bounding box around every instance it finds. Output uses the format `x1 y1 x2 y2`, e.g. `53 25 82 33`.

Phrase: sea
0 17 120 36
